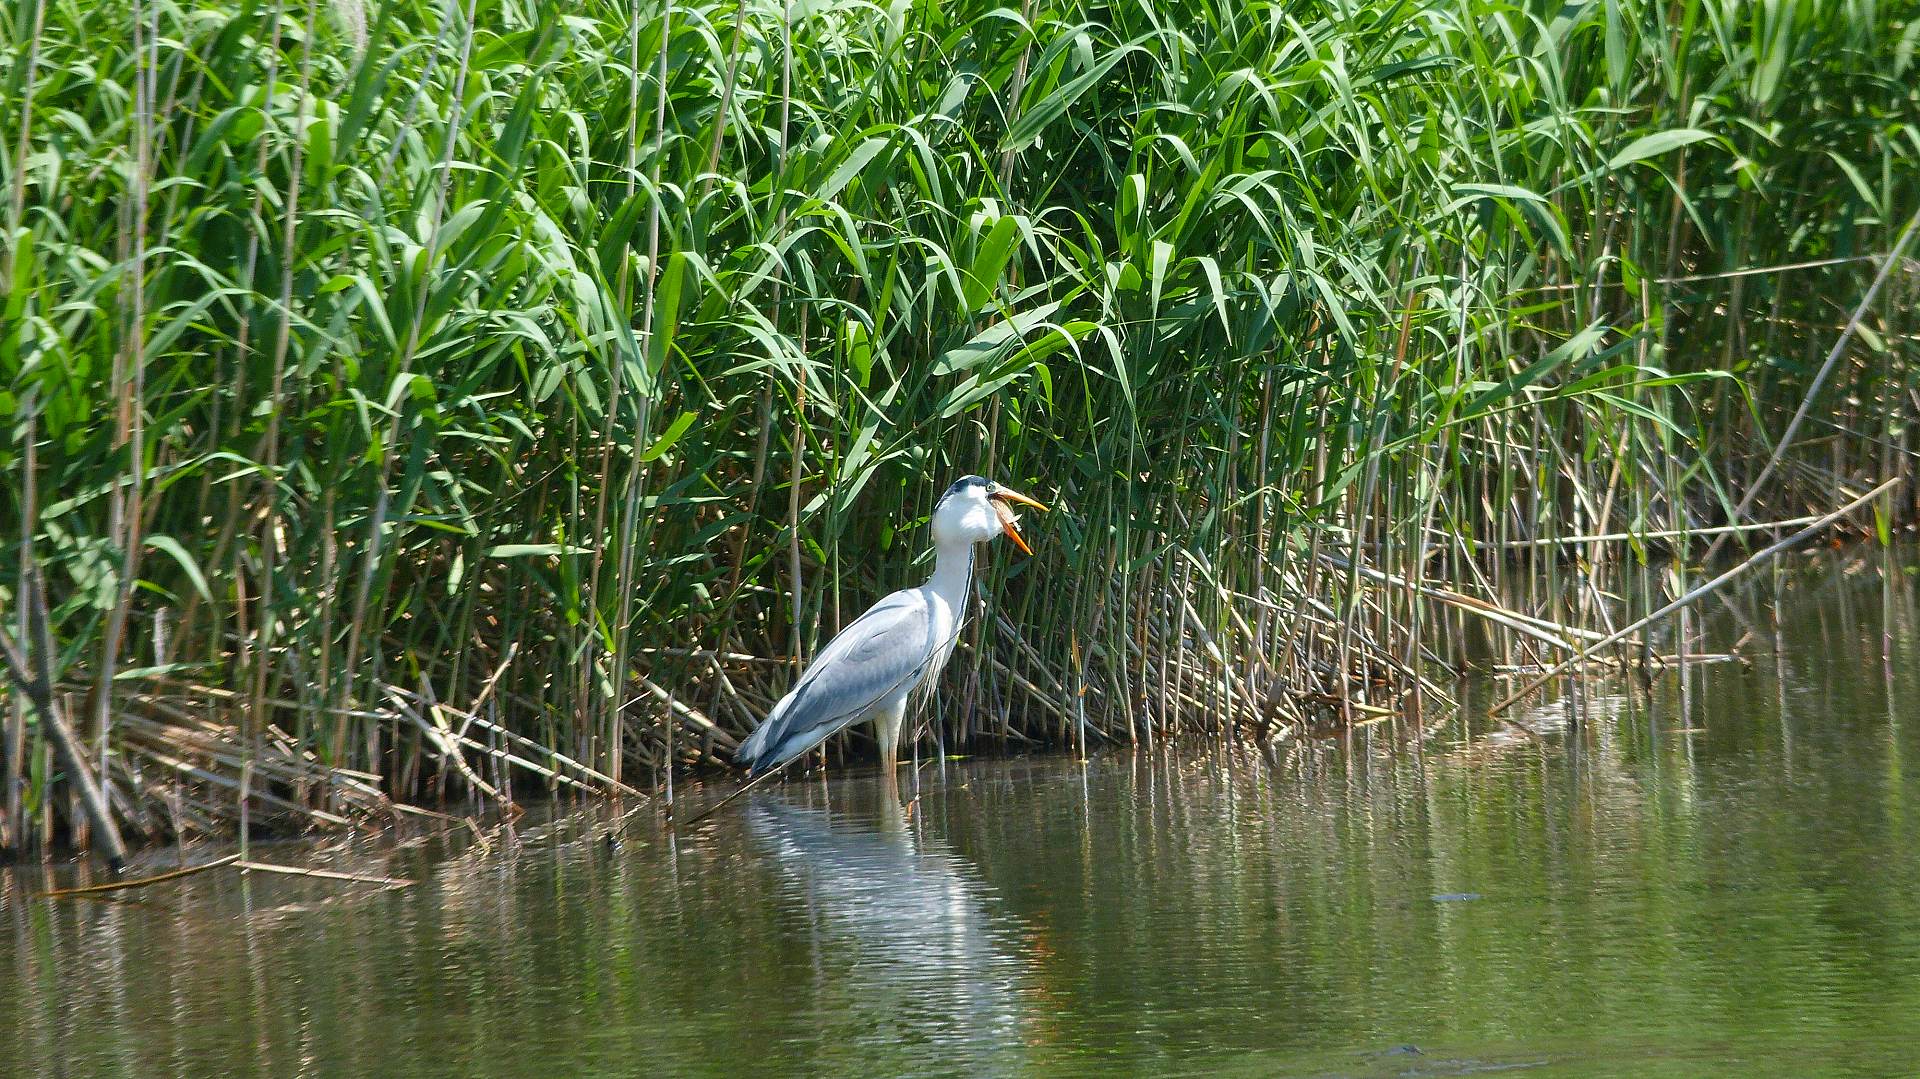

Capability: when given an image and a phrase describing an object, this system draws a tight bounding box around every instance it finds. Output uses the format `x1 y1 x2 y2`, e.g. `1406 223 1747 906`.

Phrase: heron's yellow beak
989 486 1047 556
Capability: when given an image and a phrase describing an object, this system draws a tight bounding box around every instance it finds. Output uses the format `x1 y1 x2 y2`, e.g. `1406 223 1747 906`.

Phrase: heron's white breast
917 584 966 692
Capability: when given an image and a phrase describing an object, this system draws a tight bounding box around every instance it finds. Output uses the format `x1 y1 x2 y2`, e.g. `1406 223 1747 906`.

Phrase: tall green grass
3 0 1916 850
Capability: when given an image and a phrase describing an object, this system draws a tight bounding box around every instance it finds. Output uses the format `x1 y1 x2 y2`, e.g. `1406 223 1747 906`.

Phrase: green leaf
1825 150 1883 215
845 319 874 388
486 543 592 558
1194 256 1230 334
649 251 687 376
640 410 697 462
937 302 1063 374
1606 128 1715 171
1147 240 1173 315
963 215 1023 314
143 535 212 603
1465 322 1609 415
1000 44 1146 152
1452 182 1549 203
819 136 891 202
1365 55 1457 85
115 663 209 681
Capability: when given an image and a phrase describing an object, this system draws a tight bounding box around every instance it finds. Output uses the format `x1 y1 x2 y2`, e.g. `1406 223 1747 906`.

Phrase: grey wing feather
735 589 940 775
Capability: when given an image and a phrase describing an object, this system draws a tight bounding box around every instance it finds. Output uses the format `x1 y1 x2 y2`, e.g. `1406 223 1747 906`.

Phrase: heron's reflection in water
744 786 1034 1066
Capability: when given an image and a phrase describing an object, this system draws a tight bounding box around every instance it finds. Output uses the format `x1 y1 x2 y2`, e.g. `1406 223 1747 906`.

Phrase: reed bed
3 0 1916 855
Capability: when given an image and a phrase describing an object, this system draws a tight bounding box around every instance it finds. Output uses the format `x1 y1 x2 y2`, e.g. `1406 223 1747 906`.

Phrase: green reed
2 0 1915 851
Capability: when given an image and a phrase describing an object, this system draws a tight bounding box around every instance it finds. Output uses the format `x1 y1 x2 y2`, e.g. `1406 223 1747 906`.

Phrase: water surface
6 552 1920 1077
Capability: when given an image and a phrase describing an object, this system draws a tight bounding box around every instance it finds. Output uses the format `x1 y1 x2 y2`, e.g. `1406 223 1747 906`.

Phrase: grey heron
733 476 1046 779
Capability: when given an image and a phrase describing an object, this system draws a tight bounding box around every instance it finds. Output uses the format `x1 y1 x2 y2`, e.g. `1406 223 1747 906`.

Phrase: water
6 553 1920 1077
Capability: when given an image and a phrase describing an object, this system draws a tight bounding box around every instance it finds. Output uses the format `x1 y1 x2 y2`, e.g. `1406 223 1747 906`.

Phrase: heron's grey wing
735 590 939 775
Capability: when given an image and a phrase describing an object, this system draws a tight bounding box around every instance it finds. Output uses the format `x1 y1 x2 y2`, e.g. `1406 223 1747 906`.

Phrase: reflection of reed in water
744 794 1032 1065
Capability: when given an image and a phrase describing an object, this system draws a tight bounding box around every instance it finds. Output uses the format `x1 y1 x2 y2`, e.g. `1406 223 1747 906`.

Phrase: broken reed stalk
1479 513 1830 550
1488 476 1902 716
1 598 129 871
1706 209 1920 560
233 860 415 887
677 759 800 827
1318 553 1617 648
36 853 415 898
38 853 241 898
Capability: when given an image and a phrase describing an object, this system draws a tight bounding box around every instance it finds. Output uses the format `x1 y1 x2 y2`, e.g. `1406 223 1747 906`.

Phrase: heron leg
873 700 906 777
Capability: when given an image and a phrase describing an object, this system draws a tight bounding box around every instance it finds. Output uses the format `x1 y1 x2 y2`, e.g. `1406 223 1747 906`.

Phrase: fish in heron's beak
988 486 1047 555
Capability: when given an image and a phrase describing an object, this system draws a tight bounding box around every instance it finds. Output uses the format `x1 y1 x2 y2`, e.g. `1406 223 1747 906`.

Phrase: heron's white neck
926 535 975 611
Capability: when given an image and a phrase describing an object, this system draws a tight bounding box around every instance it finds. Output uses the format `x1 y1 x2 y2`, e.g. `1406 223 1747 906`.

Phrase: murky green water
7 553 1920 1077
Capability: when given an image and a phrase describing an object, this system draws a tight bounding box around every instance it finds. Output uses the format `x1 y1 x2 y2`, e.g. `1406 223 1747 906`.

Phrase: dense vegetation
3 0 1916 854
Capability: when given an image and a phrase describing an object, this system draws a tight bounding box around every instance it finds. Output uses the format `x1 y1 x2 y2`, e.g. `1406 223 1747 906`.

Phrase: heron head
932 475 1048 553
